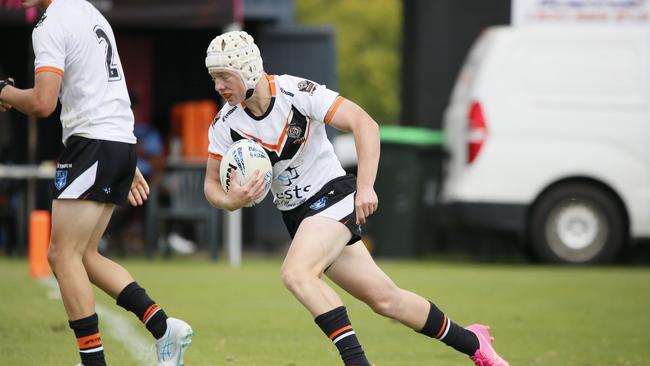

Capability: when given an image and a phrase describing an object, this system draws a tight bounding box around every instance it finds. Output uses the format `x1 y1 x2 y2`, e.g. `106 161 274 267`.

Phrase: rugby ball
219 139 273 207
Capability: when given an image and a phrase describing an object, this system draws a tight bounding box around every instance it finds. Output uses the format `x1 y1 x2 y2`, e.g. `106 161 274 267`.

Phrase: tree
296 0 401 124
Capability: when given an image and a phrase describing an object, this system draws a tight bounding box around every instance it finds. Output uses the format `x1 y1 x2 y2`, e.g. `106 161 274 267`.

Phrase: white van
441 26 650 264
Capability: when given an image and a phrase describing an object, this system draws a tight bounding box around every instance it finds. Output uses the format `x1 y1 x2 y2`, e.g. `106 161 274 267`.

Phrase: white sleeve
32 17 66 73
284 75 341 125
208 111 234 160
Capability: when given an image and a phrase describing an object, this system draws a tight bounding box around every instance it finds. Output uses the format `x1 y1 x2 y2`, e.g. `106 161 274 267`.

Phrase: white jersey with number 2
32 0 135 145
208 74 347 211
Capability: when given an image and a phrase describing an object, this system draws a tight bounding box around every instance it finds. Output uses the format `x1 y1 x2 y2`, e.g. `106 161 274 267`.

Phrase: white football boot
154 317 194 366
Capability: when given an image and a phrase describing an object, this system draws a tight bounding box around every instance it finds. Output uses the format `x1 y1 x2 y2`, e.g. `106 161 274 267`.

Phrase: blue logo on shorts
54 170 67 190
309 196 328 211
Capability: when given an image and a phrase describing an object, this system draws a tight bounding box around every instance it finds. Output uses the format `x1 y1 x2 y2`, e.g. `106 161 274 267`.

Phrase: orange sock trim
77 332 102 350
328 325 353 340
142 304 160 323
435 315 448 339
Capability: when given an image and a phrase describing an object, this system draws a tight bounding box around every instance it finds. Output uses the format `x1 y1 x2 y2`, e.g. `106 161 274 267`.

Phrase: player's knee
47 243 62 270
280 266 309 293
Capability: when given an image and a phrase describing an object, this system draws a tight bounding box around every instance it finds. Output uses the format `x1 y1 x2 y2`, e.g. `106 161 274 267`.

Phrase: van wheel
529 183 625 264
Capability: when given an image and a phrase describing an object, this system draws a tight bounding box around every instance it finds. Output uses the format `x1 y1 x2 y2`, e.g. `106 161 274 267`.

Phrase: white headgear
205 31 263 97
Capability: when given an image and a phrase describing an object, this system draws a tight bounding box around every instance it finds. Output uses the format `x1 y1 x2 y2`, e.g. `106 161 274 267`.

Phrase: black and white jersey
32 0 135 145
208 74 347 211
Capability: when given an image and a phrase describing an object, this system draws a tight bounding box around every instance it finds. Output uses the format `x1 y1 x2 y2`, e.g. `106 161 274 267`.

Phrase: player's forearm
204 179 236 211
353 117 380 189
0 86 56 117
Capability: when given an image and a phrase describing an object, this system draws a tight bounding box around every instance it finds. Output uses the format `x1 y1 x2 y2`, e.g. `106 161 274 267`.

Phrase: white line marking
39 277 157 366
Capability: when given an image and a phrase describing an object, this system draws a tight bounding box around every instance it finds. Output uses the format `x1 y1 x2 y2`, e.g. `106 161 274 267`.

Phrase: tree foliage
296 0 401 124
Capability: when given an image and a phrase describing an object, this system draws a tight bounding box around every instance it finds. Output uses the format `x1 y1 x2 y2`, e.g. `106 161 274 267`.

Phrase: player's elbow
31 98 57 118
204 184 217 207
350 106 378 133
352 114 379 137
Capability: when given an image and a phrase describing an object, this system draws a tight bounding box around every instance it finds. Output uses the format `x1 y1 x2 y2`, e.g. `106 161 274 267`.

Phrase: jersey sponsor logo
222 106 238 122
275 165 311 201
280 87 294 97
275 184 311 201
57 163 73 169
102 187 111 195
309 196 328 211
297 80 317 95
278 166 300 186
55 170 68 190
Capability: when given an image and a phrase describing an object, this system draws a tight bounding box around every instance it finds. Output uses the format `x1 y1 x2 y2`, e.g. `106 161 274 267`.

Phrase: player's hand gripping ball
219 139 273 207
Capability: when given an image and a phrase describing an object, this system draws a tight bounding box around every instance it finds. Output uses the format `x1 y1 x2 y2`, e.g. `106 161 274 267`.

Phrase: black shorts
281 174 363 246
52 136 136 206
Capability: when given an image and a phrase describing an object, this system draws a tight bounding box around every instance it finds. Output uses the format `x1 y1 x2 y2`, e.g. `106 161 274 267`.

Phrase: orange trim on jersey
77 333 102 349
209 152 222 160
265 74 276 96
329 325 353 340
240 74 275 109
301 118 312 146
435 315 448 339
324 96 345 124
236 109 291 153
35 66 64 76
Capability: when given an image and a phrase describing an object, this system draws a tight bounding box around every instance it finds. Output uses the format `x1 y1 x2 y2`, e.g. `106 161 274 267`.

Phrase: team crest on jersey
297 80 317 95
55 170 68 190
309 196 328 210
287 124 303 140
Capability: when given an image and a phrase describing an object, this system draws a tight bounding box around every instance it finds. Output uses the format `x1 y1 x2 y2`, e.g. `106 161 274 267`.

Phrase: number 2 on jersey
94 25 121 81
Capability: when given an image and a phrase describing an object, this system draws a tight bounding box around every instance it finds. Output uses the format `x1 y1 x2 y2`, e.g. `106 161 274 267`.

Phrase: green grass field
1 257 649 366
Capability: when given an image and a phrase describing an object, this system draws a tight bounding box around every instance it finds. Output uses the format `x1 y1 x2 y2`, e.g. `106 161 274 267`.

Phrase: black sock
116 281 168 339
315 306 371 366
417 301 479 356
69 313 106 366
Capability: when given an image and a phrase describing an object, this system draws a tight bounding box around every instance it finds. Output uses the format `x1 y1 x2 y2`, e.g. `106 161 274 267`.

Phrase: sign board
512 0 650 26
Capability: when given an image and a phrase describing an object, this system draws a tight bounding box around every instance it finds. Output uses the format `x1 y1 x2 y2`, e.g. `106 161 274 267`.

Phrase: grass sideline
1 257 649 365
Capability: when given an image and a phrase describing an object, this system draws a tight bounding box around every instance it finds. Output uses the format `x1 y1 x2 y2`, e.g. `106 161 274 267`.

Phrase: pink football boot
465 324 510 366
